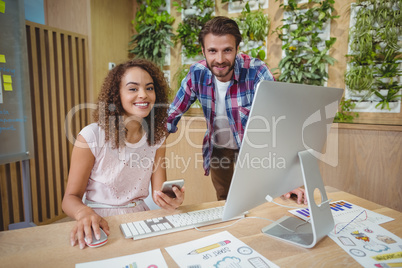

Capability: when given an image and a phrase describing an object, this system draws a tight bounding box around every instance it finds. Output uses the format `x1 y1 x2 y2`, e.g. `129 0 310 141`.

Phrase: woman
62 59 185 249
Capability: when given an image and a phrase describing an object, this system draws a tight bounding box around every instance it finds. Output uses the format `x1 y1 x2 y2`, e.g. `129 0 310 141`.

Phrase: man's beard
206 59 235 79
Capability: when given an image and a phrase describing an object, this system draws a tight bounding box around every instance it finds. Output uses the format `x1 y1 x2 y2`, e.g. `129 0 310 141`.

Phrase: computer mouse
84 228 108 248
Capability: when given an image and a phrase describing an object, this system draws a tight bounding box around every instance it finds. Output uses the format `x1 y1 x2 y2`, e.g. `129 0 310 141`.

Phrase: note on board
0 0 5 13
4 83 12 91
0 54 6 63
3 74 12 83
3 74 13 91
0 74 3 103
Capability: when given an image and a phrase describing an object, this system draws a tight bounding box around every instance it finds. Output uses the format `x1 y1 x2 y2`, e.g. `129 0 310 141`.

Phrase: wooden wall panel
0 22 90 231
27 25 45 222
40 27 54 220
54 31 70 190
165 117 217 205
44 0 89 36
320 126 402 212
47 30 62 217
0 162 24 229
90 0 134 99
378 131 402 211
0 165 9 229
9 162 20 223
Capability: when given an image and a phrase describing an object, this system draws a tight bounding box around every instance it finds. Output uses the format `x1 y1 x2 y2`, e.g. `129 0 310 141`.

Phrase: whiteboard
0 0 34 165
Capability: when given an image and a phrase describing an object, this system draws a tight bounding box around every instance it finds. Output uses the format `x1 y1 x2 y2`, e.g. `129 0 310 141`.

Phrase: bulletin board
0 0 34 165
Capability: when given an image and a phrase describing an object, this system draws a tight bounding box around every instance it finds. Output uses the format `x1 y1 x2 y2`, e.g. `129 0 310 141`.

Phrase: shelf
334 123 402 132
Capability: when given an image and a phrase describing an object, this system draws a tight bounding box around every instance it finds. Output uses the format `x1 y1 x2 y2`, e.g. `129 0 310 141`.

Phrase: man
167 16 306 203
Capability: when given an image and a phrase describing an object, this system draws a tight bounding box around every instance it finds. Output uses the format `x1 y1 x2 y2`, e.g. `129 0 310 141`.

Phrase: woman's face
119 67 156 120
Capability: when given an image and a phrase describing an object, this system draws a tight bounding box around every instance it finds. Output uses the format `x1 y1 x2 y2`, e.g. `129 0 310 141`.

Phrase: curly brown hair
93 59 169 148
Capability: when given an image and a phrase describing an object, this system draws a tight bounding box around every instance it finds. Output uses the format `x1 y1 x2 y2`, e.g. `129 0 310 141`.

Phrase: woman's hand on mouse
70 206 110 249
153 186 185 211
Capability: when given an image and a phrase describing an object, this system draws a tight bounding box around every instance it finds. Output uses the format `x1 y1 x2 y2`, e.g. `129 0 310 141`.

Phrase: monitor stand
261 149 334 248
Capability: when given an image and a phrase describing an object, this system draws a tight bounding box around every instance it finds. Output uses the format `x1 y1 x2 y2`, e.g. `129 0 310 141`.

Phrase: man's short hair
199 16 242 49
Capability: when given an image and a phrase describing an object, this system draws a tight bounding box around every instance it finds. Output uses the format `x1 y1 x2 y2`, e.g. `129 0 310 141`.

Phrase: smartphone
85 228 108 248
161 179 184 198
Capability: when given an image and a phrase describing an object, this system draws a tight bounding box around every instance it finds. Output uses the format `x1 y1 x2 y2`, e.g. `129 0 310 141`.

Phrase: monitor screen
222 81 343 221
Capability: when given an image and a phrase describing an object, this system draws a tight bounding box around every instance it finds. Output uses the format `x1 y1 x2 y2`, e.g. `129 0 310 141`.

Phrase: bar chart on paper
289 200 394 225
293 200 354 218
122 263 137 268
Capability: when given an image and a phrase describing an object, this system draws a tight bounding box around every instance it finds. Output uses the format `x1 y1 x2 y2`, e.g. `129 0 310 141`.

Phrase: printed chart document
288 200 394 225
165 231 279 268
290 200 401 267
75 248 168 268
329 221 402 267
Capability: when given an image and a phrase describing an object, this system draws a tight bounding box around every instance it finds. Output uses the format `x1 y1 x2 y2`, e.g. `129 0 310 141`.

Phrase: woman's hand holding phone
161 179 185 198
153 179 185 211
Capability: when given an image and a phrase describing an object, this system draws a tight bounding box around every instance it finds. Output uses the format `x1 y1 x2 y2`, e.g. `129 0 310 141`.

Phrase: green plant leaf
318 11 326 21
297 71 303 82
258 49 266 60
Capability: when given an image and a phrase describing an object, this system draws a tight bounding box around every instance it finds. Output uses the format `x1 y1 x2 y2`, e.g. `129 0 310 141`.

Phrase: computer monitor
222 80 343 248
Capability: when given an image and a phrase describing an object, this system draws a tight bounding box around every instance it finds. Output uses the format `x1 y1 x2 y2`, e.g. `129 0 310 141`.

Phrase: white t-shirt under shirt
213 76 238 149
79 123 164 216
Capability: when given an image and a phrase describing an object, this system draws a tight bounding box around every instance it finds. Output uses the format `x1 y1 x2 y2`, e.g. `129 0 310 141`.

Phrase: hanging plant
221 0 248 3
273 0 339 86
374 84 402 110
129 0 175 68
235 2 270 60
173 0 215 60
334 98 359 123
222 0 268 14
345 0 402 111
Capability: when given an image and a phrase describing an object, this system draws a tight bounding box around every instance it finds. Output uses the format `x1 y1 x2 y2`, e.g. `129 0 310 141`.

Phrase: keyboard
120 206 245 240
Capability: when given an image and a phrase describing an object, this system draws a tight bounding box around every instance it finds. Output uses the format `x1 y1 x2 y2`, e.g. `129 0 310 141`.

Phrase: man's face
202 33 238 82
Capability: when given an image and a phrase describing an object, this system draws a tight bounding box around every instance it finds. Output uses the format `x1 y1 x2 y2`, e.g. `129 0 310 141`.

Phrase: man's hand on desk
153 186 185 211
282 187 308 205
70 207 110 249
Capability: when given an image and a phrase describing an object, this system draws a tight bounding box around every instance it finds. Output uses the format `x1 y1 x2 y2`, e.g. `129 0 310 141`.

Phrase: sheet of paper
289 200 394 225
289 200 401 266
165 231 279 268
329 221 402 267
75 248 168 268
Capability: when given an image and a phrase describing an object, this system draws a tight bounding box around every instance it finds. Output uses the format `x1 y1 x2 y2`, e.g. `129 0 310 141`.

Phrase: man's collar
232 54 240 84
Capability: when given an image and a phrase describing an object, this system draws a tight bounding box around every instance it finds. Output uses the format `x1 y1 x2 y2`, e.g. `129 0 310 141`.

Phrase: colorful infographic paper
165 231 279 268
290 200 401 267
329 221 402 267
289 200 394 225
75 248 168 268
